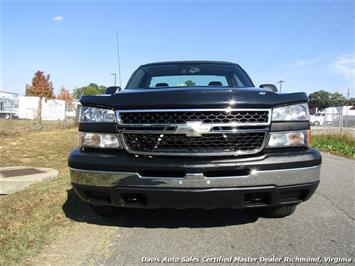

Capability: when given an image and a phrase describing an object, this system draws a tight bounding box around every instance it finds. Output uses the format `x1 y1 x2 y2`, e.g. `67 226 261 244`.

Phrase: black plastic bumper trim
72 181 319 209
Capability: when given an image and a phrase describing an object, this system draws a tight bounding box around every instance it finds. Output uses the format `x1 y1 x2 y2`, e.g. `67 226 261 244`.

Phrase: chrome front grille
116 109 270 156
123 132 266 155
119 110 269 125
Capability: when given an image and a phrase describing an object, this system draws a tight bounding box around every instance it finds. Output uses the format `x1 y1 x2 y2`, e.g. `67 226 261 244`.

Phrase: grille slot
119 110 269 125
122 132 265 154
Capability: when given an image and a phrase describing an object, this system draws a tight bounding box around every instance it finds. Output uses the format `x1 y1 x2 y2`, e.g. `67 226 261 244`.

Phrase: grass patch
0 119 76 137
0 128 78 265
311 133 355 158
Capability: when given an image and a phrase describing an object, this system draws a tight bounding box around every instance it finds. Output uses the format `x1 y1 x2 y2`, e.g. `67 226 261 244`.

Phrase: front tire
91 205 118 217
260 204 297 218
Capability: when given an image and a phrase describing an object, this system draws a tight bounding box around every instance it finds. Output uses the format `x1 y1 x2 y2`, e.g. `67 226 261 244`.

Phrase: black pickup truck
68 61 321 218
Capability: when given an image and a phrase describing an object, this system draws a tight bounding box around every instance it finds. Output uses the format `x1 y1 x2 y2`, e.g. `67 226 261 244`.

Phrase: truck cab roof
141 61 237 67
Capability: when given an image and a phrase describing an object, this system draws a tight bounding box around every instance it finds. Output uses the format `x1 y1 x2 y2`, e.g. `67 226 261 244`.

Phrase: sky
1 0 354 97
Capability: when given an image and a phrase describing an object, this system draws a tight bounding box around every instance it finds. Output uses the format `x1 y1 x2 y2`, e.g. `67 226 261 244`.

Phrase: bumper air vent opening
204 168 250 177
85 190 111 204
121 193 147 205
244 192 271 205
138 170 186 178
280 190 308 202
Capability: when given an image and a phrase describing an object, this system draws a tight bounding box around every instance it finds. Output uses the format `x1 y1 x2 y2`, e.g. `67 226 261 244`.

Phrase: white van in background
324 106 355 126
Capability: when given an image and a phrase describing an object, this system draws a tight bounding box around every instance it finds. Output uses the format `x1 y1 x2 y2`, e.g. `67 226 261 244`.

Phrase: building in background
65 100 81 118
0 91 19 119
17 96 66 120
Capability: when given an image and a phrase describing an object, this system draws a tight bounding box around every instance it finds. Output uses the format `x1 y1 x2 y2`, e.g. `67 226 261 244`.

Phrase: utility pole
345 87 351 128
111 73 117 86
277 80 285 92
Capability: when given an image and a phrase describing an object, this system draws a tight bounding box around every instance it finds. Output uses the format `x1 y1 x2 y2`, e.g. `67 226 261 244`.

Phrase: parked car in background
310 113 325 126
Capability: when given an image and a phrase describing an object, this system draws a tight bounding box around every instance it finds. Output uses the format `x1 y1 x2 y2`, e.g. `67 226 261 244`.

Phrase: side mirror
259 84 278 92
105 86 121 94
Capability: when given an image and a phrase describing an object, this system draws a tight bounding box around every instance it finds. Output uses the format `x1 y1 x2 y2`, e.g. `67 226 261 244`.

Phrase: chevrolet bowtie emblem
175 121 212 137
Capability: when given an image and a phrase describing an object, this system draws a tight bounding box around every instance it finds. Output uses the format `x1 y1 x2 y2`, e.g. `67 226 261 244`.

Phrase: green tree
330 92 347 106
73 83 106 98
25 70 55 123
309 90 348 108
184 80 196 86
308 90 331 108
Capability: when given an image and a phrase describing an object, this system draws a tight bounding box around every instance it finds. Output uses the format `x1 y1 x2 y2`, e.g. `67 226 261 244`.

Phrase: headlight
272 103 309 121
267 131 308 147
80 132 121 149
80 106 115 123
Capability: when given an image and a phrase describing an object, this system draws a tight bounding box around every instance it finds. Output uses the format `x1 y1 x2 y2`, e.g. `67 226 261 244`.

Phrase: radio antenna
116 32 122 87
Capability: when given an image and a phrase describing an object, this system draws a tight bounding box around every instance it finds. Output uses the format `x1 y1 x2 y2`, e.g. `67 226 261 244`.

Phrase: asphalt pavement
38 153 354 265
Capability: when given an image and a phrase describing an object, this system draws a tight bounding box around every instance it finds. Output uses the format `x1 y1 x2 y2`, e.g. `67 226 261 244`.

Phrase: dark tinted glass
126 63 254 89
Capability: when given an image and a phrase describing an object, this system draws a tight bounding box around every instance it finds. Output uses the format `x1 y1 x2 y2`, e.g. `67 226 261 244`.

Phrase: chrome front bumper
70 165 321 188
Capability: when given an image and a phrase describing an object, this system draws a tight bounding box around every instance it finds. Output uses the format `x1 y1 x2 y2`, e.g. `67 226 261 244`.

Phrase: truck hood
80 87 308 109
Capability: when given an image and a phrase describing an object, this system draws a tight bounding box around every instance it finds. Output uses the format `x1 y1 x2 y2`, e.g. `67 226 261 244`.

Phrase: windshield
125 63 254 89
149 75 229 87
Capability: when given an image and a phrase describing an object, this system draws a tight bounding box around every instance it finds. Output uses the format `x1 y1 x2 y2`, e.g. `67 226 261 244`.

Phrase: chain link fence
311 106 355 136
